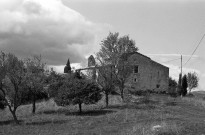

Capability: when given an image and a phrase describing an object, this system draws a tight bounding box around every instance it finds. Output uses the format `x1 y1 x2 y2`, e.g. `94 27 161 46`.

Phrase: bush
168 77 177 96
186 93 194 97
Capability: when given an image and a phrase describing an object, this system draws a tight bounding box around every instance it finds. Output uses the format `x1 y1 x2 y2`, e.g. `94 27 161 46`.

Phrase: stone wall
124 52 169 92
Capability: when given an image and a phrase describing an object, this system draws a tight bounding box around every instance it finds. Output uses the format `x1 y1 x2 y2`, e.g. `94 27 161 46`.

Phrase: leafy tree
97 65 115 107
96 32 138 100
97 32 138 66
187 72 199 93
168 77 177 96
24 55 48 114
0 91 6 109
0 52 26 124
177 73 182 96
114 55 133 100
54 74 102 113
0 52 6 109
182 75 188 96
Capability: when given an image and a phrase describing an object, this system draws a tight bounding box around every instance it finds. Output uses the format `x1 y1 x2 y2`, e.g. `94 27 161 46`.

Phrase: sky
0 0 204 90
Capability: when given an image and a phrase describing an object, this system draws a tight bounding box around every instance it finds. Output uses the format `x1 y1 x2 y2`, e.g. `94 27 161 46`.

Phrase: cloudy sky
0 0 204 90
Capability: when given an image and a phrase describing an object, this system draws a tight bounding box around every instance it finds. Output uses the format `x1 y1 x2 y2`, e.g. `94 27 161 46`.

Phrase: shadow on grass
164 101 177 106
26 120 68 126
107 97 159 110
0 120 23 126
65 110 116 116
42 109 116 116
41 108 68 115
107 104 157 110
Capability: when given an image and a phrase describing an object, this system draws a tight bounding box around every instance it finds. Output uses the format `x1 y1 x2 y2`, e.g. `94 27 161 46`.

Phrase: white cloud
0 0 108 65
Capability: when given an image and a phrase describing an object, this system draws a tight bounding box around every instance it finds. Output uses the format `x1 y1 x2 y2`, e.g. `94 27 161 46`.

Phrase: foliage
0 52 26 124
187 72 199 93
24 55 48 113
97 32 138 65
97 65 115 107
115 56 134 99
177 73 182 96
0 92 6 109
168 77 177 96
64 58 71 73
47 71 65 98
54 74 102 113
96 32 139 101
182 75 188 96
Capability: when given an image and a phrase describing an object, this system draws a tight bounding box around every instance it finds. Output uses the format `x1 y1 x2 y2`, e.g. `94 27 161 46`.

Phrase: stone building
84 52 169 92
120 52 169 91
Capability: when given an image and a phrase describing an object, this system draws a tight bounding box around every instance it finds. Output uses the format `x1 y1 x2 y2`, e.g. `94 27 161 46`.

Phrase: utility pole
181 55 182 86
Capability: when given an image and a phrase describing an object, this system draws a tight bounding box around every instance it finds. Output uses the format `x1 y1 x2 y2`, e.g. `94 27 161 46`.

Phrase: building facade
84 52 169 92
120 52 169 91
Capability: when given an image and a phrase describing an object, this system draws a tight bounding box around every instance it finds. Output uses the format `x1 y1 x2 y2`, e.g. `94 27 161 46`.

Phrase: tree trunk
120 87 124 100
11 111 19 124
105 91 109 107
32 96 36 114
78 103 82 113
8 105 19 124
119 82 125 101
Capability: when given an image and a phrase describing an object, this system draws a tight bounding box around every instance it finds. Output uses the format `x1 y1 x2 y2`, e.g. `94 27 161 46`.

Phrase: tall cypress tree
64 58 71 73
182 75 188 96
177 73 182 96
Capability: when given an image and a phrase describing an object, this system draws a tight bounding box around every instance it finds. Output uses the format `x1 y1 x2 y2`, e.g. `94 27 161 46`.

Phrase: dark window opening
134 78 137 82
156 84 160 88
133 65 138 73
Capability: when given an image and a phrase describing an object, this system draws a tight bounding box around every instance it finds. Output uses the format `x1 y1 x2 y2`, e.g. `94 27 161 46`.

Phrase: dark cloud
0 0 104 65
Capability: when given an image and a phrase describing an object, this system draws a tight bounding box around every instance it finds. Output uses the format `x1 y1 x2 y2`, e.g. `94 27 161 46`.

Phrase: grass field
1 93 205 135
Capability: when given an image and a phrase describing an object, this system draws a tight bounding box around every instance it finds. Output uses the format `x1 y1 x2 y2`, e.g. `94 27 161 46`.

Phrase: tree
96 32 138 100
114 55 133 100
97 65 115 107
64 58 71 73
48 71 65 98
182 75 188 96
0 91 6 109
187 72 199 93
24 55 48 114
54 74 102 113
97 32 138 66
168 77 177 96
177 73 182 96
0 52 6 109
0 52 26 124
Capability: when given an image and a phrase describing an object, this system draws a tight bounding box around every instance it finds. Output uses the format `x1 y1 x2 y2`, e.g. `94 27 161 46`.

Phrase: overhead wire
183 33 205 66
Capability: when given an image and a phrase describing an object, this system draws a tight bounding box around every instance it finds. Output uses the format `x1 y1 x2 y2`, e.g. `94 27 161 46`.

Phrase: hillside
1 94 205 135
192 90 205 99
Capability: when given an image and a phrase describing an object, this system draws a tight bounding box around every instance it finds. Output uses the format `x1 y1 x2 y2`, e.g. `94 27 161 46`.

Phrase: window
133 65 138 73
133 78 138 83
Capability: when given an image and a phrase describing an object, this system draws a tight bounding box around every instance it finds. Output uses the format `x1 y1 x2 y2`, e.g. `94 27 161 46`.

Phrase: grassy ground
1 94 205 135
